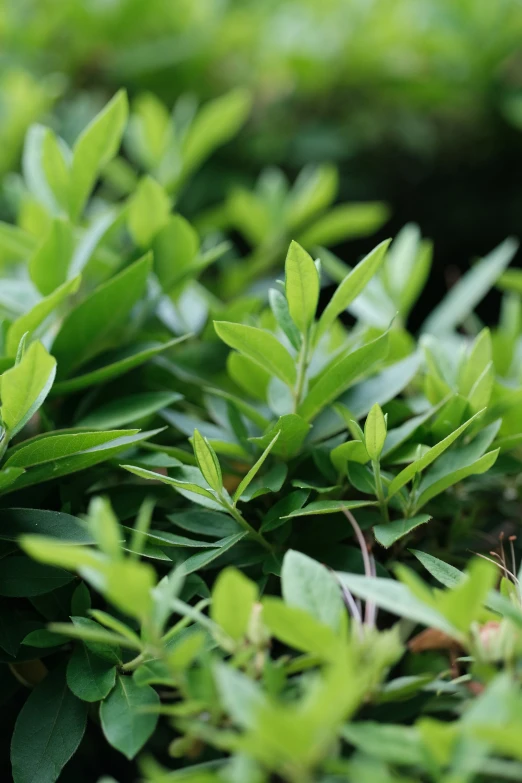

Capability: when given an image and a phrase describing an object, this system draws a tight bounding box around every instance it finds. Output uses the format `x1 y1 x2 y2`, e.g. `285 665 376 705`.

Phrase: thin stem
292 331 309 412
372 459 389 522
341 506 375 627
120 652 147 672
221 498 273 553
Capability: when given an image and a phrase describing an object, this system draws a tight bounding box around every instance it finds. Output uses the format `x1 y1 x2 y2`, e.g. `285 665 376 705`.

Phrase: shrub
1 92 522 783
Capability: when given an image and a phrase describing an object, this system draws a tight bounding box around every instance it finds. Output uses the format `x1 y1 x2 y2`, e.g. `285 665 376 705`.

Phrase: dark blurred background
2 0 522 323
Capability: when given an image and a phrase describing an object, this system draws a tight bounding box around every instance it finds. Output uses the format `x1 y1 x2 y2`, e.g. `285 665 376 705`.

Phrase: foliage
1 90 522 783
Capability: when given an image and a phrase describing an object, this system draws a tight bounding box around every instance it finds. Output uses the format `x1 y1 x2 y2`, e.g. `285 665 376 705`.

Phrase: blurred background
2 0 522 324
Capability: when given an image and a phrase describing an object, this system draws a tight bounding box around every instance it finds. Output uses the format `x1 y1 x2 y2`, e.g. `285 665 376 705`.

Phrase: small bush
1 92 522 783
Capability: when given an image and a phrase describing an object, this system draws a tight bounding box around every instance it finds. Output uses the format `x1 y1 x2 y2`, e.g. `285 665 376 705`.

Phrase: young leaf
11 666 87 783
70 90 129 219
249 414 310 459
6 274 81 357
317 239 390 339
211 567 258 642
386 410 484 499
29 217 74 296
233 431 280 502
215 321 297 387
268 288 301 350
281 550 343 631
298 332 389 422
285 241 319 333
100 675 159 759
0 341 56 437
52 253 152 377
192 429 222 492
128 175 170 247
364 403 387 461
373 515 431 548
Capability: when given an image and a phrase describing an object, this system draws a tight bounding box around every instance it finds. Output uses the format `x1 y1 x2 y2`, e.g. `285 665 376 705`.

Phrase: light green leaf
70 90 129 219
52 253 152 377
422 238 518 334
192 429 222 492
128 175 170 247
337 572 459 636
416 450 499 509
285 241 319 333
5 429 139 468
298 202 388 247
262 597 341 660
268 288 301 350
52 337 188 394
364 403 387 461
178 532 247 575
29 217 74 296
330 440 370 472
100 675 159 760
249 414 310 459
233 431 280 502
211 567 258 642
0 341 56 436
317 239 390 339
122 464 217 502
77 391 182 429
215 321 296 387
298 332 389 422
283 499 375 518
282 550 343 631
152 214 199 291
0 221 35 260
6 274 80 357
374 515 431 548
386 410 484 499
11 666 87 783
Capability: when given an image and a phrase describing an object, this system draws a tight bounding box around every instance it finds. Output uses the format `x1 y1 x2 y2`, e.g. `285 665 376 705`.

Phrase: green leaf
70 89 129 219
330 440 370 471
386 410 484 499
233 431 280 502
178 532 247 575
2 430 157 494
341 351 421 419
261 489 310 532
100 675 159 759
249 414 310 459
11 665 87 783
410 550 464 588
337 572 459 636
285 241 319 333
374 515 431 548
0 221 35 260
192 430 222 493
181 89 251 182
268 288 301 350
0 508 95 544
211 567 258 642
364 403 387 461
0 341 56 437
152 214 199 291
283 499 375 518
52 337 188 394
262 597 341 659
52 253 152 378
167 509 241 538
128 175 170 247
77 391 182 429
22 124 71 215
298 202 388 247
317 239 390 339
104 559 156 620
29 217 74 296
281 550 343 631
6 274 81 357
67 643 117 702
0 556 74 596
415 449 499 509
5 429 140 468
122 464 217 503
215 321 296 387
422 238 518 334
298 332 389 422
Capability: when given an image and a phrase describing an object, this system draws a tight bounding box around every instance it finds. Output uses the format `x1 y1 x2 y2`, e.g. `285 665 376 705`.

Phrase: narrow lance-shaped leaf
285 241 319 334
364 403 387 461
298 332 389 422
214 321 296 387
0 341 56 437
386 410 485 499
192 429 222 492
317 239 391 339
233 431 280 503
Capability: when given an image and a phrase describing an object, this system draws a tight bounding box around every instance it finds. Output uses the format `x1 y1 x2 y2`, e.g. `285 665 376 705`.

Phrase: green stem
221 498 274 553
293 331 309 412
372 460 389 523
120 652 147 672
